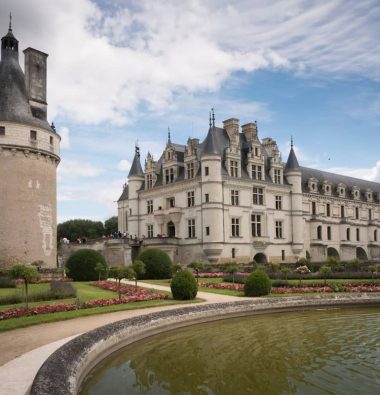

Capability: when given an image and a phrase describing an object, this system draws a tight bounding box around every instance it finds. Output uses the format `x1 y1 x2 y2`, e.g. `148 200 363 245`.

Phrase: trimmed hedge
137 248 173 279
171 270 198 300
65 249 107 281
244 271 272 297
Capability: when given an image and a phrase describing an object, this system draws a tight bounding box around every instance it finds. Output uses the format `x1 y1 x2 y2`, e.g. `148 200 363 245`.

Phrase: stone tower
0 19 60 268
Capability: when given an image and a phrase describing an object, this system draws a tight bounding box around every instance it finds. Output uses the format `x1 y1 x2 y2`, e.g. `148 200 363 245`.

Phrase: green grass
0 281 201 332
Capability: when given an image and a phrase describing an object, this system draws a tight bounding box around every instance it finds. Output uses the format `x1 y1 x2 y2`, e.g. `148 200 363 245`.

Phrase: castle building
0 19 60 268
118 122 380 267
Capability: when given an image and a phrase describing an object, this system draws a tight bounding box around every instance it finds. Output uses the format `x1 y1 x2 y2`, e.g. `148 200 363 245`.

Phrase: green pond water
80 307 380 395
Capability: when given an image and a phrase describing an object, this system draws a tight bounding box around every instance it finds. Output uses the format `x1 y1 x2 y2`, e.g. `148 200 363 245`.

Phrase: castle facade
0 20 60 268
118 122 380 266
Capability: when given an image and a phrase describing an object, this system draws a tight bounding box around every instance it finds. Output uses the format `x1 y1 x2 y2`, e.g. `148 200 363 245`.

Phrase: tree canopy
104 216 118 235
58 219 105 241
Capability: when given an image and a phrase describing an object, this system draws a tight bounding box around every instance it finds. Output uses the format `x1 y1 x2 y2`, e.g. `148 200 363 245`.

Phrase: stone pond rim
30 294 380 395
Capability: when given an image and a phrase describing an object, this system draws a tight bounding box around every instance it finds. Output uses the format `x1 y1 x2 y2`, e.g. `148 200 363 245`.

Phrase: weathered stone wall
0 122 59 268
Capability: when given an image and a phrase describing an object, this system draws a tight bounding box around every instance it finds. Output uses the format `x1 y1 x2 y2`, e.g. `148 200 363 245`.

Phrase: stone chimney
242 122 258 141
223 118 240 142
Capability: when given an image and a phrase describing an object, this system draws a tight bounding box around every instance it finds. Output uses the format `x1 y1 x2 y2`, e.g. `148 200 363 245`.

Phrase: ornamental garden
1 247 380 332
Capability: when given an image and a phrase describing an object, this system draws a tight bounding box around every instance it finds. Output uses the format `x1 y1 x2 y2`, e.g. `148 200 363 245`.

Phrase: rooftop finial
135 142 140 158
9 12 12 32
211 108 215 127
209 111 212 128
291 135 294 149
167 127 171 144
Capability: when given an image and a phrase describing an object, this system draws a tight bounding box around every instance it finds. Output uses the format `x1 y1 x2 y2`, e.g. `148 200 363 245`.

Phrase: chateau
118 114 380 265
0 20 60 268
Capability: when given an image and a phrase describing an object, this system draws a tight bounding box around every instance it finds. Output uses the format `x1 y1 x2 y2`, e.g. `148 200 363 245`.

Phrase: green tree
95 262 107 281
132 260 146 288
367 264 380 280
104 216 118 235
188 261 205 284
171 270 198 300
280 266 291 282
57 219 105 241
8 264 40 309
109 265 135 298
137 248 173 279
320 265 332 285
225 263 239 284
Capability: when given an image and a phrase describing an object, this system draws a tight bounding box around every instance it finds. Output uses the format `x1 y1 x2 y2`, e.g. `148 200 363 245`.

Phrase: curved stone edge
30 294 380 395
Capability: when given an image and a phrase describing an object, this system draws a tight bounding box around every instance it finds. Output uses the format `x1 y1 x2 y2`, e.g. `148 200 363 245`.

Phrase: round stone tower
0 19 60 268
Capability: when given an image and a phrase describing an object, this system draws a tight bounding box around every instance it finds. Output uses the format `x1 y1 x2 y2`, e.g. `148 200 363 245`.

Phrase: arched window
317 226 322 240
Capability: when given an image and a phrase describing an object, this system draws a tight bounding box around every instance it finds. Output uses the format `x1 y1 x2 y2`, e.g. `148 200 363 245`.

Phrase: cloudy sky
1 0 380 223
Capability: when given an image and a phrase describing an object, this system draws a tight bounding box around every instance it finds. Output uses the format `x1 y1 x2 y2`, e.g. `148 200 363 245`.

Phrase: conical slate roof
128 146 144 177
285 146 300 172
201 126 224 155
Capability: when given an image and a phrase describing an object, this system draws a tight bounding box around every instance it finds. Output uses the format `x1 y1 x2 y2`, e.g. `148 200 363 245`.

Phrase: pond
80 307 380 395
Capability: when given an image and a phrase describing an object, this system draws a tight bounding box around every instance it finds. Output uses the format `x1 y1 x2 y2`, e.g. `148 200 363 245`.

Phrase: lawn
0 282 196 332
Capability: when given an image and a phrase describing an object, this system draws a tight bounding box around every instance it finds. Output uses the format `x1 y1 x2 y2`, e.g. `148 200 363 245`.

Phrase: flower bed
199 272 249 278
198 281 380 294
0 282 167 321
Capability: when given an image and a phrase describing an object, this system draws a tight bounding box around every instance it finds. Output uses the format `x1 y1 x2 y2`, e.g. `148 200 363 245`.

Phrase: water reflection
81 308 380 395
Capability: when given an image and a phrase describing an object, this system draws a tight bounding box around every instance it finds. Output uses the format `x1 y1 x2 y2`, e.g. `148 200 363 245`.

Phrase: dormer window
366 190 373 202
165 168 175 184
251 164 263 180
187 162 195 179
352 186 360 200
337 183 346 198
322 181 332 195
230 160 239 177
147 174 154 189
274 169 282 184
308 178 319 193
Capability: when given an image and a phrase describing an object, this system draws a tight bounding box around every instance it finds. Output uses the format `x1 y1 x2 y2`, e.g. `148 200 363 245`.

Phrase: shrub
171 270 198 300
320 265 332 285
65 249 107 281
0 276 16 288
346 259 361 272
137 248 173 279
244 271 272 297
49 281 77 298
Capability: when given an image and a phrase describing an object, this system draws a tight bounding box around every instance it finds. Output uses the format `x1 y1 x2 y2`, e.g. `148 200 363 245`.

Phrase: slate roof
117 184 129 202
285 147 300 171
128 150 144 177
0 27 51 129
300 166 380 197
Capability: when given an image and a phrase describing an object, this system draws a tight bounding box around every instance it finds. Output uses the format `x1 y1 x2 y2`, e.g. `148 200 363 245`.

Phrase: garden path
0 281 246 395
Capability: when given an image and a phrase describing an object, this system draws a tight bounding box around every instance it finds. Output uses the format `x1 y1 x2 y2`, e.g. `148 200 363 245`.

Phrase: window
50 136 53 145
253 187 264 205
231 190 239 206
275 221 283 239
355 207 359 220
204 166 209 176
147 200 153 214
341 205 345 218
205 193 209 203
252 165 262 180
282 250 285 261
317 226 322 240
274 169 281 184
147 224 154 238
165 168 175 184
374 229 377 242
254 147 259 156
187 162 194 179
327 226 332 241
30 130 37 140
312 202 316 215
326 203 331 217
205 226 210 236
356 228 360 241
231 218 240 237
168 197 175 208
129 208 132 215
369 209 372 221
230 160 239 177
147 174 153 189
275 196 282 210
232 248 236 258
0 126 4 136
125 213 128 231
187 191 195 207
188 219 196 238
346 228 350 241
251 214 262 237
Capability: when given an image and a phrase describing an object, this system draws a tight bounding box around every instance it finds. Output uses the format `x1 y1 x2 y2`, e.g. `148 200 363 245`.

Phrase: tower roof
201 126 223 156
128 146 144 177
0 21 50 129
285 146 300 171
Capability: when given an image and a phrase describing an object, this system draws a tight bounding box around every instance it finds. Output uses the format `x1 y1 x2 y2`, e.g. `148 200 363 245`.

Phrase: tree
132 260 146 288
65 249 107 281
367 264 380 280
95 262 107 281
320 265 332 285
8 264 40 309
109 265 135 298
104 216 118 235
188 261 205 284
295 265 311 286
225 263 239 284
280 266 291 282
57 219 105 241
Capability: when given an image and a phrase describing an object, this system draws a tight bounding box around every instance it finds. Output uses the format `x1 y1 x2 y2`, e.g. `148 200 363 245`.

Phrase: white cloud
1 0 378 126
59 126 70 149
325 161 380 183
58 159 104 180
117 159 131 171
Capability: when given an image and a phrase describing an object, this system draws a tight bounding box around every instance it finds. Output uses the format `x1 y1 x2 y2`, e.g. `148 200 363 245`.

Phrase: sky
1 0 379 223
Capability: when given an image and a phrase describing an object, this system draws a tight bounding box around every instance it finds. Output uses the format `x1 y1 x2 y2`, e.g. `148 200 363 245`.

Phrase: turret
284 138 304 256
127 145 144 237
